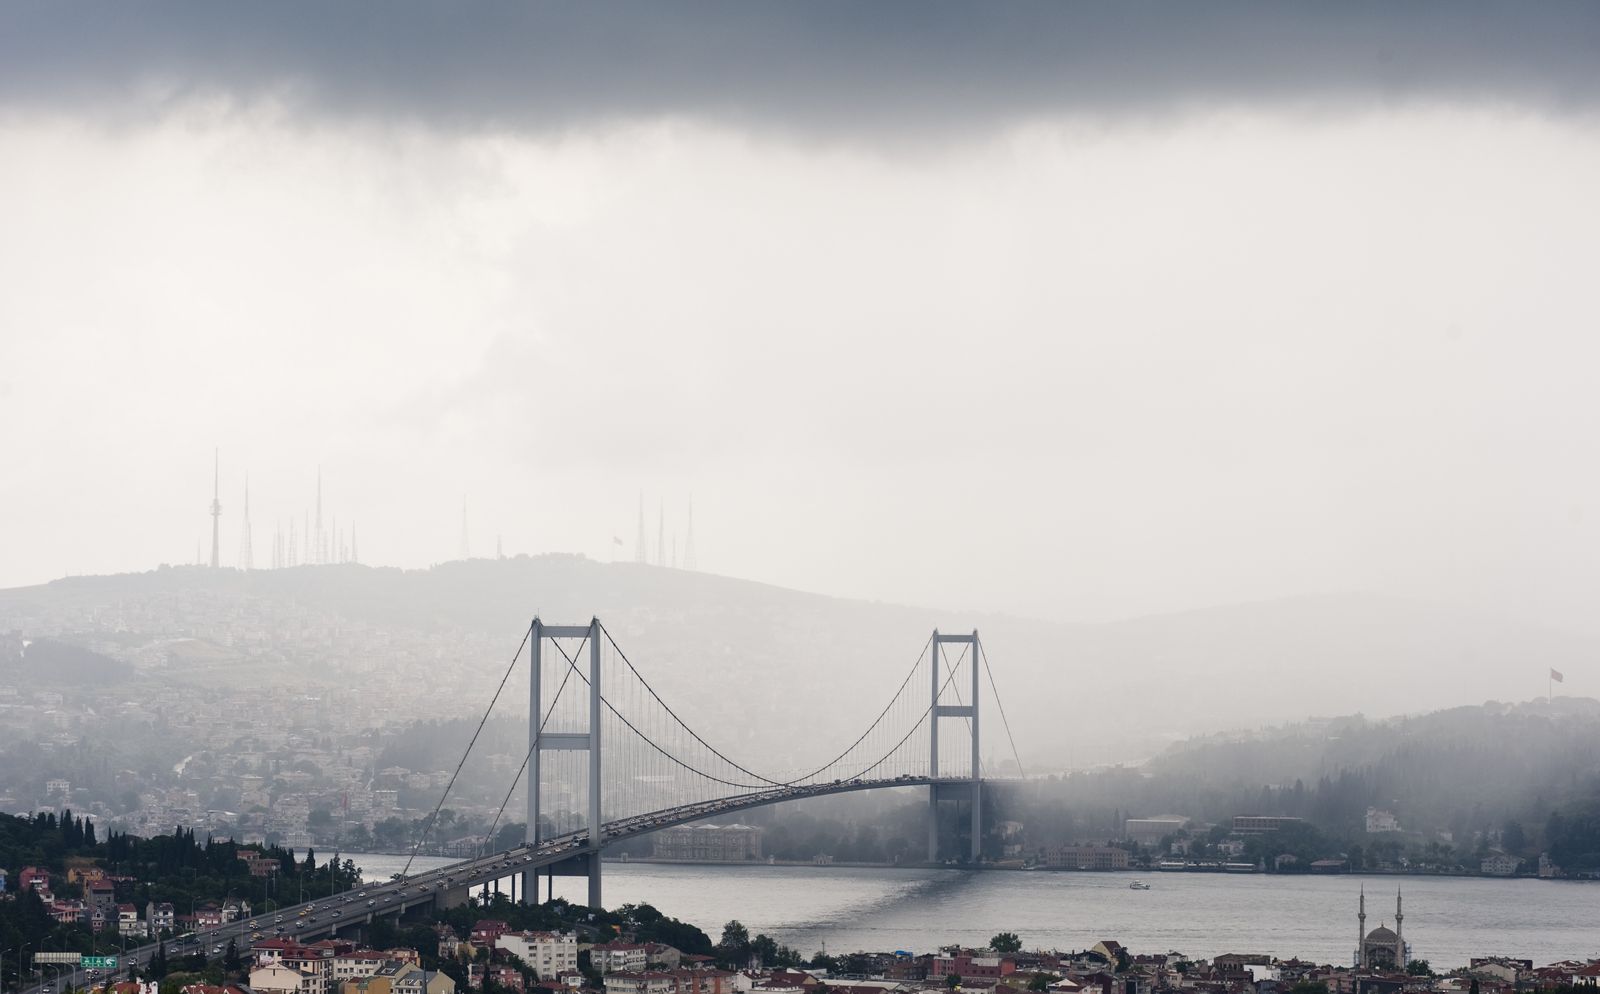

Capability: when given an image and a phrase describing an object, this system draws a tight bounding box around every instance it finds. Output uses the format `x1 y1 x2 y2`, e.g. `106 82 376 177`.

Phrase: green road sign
81 956 118 969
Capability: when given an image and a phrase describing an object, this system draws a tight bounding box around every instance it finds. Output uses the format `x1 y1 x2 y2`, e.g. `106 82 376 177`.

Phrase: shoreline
341 851 1584 883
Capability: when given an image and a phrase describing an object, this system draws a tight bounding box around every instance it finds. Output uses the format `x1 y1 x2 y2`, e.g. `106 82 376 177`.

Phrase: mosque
1356 886 1408 970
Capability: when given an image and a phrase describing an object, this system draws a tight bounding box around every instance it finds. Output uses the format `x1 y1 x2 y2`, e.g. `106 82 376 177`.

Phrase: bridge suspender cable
830 651 971 782
768 631 936 785
979 639 1025 779
400 624 532 879
600 624 938 787
547 635 775 790
477 635 585 858
597 624 793 787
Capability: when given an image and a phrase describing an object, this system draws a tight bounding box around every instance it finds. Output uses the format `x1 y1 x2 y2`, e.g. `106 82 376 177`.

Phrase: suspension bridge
410 618 1024 910
12 620 1022 994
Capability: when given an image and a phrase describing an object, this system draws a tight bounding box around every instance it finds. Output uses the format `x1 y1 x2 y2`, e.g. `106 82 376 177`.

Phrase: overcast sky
3 3 1600 631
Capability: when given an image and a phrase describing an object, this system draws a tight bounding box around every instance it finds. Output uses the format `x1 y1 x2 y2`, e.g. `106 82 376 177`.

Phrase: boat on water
1129 879 1151 890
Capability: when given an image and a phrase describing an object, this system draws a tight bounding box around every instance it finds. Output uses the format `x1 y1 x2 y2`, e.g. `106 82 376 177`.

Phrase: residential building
332 952 390 985
496 932 579 978
931 953 1018 982
604 973 677 994
18 866 50 893
1481 854 1521 877
148 901 177 934
87 879 118 912
342 961 455 994
253 965 322 994
1365 809 1400 834
591 942 650 976
472 921 513 945
468 964 525 992
118 904 146 938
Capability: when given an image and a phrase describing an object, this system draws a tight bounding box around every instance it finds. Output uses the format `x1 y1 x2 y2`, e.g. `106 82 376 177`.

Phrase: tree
150 940 169 980
224 939 241 975
1028 974 1052 992
990 933 1022 954
946 974 962 989
717 920 751 967
1407 960 1432 977
1502 819 1527 854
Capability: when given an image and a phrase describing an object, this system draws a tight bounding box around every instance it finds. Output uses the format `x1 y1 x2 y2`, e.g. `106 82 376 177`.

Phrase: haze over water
353 856 1599 969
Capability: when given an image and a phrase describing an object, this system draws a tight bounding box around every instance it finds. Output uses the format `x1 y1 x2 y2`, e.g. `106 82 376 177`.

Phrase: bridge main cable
600 624 946 787
402 624 533 878
477 632 587 857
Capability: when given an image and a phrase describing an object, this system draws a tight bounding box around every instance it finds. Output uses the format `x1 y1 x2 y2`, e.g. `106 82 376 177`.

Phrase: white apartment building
589 943 649 976
497 931 579 978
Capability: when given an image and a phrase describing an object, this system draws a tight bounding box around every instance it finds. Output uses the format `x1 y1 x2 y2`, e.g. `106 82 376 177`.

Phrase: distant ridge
2 556 1596 768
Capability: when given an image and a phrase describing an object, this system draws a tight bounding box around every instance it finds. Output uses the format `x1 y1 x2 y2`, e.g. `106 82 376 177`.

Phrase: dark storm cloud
2 2 1599 132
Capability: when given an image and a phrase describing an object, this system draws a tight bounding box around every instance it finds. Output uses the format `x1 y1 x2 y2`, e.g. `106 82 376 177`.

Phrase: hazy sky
3 3 1600 630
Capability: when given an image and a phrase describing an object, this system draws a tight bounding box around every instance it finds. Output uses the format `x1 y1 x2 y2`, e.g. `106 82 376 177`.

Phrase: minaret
1395 887 1404 966
634 491 647 564
209 449 222 568
239 474 254 571
683 496 697 571
1357 884 1366 968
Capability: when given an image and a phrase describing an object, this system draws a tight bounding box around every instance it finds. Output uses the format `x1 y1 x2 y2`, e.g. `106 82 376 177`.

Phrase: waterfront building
651 824 764 861
1042 846 1130 870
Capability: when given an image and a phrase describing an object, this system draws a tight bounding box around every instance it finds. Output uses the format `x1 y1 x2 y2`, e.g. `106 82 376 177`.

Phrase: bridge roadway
13 774 972 994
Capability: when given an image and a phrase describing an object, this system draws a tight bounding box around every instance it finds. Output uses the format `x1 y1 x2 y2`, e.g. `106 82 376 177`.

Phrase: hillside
1 558 1596 770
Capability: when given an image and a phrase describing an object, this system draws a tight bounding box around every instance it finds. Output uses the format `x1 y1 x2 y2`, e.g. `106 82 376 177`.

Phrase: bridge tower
928 629 982 863
522 618 604 908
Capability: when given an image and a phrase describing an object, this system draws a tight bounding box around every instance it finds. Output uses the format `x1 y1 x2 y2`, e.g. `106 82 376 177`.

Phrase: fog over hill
1 556 1594 770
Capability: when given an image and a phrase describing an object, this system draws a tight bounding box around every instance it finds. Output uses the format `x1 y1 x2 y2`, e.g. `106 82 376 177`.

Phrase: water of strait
350 856 1599 969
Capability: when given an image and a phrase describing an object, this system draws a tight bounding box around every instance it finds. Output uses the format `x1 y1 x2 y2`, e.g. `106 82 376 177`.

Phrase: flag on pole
613 535 624 546
1551 668 1565 683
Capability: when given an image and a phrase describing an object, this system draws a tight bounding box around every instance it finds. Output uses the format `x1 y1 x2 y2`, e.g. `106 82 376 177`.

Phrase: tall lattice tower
682 496 697 571
458 497 470 560
208 449 222 568
238 473 254 570
634 491 647 564
315 467 324 565
656 498 665 567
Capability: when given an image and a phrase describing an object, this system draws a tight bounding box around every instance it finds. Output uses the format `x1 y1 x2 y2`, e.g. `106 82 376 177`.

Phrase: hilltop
2 557 1596 769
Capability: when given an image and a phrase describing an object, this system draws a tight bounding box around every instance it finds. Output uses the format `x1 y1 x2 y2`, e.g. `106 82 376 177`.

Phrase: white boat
1129 879 1151 890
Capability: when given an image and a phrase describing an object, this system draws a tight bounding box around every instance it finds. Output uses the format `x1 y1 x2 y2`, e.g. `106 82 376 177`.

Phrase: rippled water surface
350 855 1599 968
